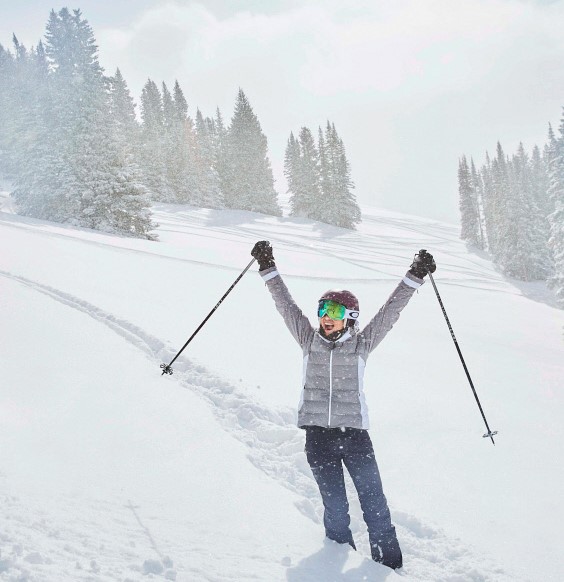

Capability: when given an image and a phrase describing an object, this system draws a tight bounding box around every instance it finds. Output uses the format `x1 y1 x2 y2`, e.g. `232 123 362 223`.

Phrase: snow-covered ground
0 192 563 581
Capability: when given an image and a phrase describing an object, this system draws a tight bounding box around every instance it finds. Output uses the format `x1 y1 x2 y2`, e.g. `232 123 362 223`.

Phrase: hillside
1 195 563 581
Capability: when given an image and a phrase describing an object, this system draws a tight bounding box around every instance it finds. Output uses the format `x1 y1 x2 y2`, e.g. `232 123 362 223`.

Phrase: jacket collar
318 328 353 344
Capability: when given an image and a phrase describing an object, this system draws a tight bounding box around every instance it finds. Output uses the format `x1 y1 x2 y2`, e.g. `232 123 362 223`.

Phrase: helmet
319 289 359 311
318 289 359 328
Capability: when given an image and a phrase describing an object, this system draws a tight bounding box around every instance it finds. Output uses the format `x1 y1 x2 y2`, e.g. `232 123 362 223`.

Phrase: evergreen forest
458 128 564 306
0 8 361 240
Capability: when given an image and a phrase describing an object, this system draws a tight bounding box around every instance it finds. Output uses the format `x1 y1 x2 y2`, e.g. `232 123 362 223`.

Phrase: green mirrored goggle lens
318 300 346 320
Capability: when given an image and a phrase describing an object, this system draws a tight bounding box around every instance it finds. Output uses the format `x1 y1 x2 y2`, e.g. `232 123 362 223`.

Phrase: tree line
458 123 564 306
0 8 361 240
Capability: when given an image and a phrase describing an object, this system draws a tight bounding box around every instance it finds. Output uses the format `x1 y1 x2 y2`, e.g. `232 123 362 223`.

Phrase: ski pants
304 426 402 569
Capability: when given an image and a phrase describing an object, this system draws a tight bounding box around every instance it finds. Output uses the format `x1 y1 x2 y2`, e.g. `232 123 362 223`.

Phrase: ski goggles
317 300 359 321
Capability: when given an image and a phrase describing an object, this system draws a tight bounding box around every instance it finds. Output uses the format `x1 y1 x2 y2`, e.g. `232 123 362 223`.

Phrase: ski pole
427 271 498 445
160 257 256 376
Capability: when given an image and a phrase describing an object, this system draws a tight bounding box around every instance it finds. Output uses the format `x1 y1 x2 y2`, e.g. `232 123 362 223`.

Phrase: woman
251 240 436 570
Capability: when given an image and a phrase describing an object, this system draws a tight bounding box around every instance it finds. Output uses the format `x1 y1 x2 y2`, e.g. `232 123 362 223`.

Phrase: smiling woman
250 239 437 570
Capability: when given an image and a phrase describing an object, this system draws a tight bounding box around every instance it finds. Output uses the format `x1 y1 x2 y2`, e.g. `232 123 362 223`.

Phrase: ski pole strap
160 257 257 375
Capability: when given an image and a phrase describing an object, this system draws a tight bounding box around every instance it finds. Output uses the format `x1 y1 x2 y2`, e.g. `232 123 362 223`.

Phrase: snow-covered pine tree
1 38 50 193
458 155 482 246
108 69 138 137
221 89 281 216
284 132 301 213
12 9 156 237
480 152 494 253
194 108 222 208
531 144 552 219
162 82 176 134
317 126 330 219
285 128 323 219
140 78 171 201
63 10 154 234
547 114 564 305
315 122 360 229
93 68 156 238
497 143 552 280
296 127 322 219
213 107 227 160
213 107 229 201
486 143 511 262
0 41 17 179
162 80 190 203
12 9 107 222
470 158 486 249
530 143 552 253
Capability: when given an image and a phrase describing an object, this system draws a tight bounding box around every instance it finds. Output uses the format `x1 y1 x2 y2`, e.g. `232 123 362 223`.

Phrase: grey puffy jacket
260 266 423 429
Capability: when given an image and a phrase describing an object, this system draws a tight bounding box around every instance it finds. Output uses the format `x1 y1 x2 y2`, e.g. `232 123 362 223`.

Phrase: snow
0 192 563 581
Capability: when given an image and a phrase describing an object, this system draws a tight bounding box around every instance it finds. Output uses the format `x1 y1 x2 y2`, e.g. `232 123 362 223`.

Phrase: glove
409 249 436 279
251 240 275 270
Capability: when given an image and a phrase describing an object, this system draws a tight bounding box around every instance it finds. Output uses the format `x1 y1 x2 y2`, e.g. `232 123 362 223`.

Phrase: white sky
2 0 564 222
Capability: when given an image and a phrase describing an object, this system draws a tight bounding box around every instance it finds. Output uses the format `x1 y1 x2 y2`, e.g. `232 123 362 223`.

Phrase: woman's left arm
362 250 436 354
361 272 423 354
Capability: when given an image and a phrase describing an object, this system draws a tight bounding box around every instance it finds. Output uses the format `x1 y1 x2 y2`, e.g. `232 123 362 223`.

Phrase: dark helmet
318 289 359 327
319 289 359 310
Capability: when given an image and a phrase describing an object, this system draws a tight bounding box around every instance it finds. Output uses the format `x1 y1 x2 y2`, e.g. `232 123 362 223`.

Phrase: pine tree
458 155 481 246
0 38 50 185
470 158 486 249
530 143 552 252
531 145 551 219
497 144 551 280
0 43 12 178
140 78 171 201
298 127 323 216
12 9 156 237
285 127 323 219
317 126 330 218
13 8 110 222
315 122 361 229
0 42 17 178
163 80 190 202
487 143 511 261
284 132 301 213
162 82 175 133
481 152 495 252
221 89 281 215
194 108 222 208
97 68 156 238
213 107 229 197
547 113 564 305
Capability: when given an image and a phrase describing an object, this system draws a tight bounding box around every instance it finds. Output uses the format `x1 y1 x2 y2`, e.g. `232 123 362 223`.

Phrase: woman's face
319 313 346 336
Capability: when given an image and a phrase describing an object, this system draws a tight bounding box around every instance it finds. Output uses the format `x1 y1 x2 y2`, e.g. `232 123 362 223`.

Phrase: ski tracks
0 270 515 581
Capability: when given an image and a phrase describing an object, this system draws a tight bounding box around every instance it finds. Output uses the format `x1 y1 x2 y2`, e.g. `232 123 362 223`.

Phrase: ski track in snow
0 269 516 581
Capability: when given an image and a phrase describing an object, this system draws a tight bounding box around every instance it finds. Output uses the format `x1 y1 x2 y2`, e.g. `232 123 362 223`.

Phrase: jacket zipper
328 348 334 426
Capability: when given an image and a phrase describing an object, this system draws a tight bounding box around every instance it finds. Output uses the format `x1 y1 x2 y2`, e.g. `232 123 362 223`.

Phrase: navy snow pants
304 426 402 569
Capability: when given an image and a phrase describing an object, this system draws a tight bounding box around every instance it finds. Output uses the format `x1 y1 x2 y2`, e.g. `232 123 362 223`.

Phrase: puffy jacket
260 267 423 429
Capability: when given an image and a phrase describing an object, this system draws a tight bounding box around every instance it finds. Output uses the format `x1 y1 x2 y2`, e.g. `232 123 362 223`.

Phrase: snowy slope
0 193 563 581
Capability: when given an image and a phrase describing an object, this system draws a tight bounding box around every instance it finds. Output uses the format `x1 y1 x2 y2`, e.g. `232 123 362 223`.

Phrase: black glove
409 249 436 279
251 240 275 270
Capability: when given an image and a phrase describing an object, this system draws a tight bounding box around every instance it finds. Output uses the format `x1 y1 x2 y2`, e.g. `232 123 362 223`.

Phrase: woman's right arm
260 266 315 348
251 241 314 348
